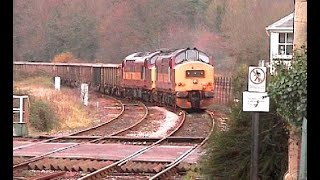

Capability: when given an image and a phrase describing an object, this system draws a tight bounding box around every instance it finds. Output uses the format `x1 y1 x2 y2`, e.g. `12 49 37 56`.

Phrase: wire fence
214 76 233 106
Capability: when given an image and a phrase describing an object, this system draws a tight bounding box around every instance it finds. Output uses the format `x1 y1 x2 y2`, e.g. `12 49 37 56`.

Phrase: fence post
81 83 89 106
227 77 231 104
55 76 61 91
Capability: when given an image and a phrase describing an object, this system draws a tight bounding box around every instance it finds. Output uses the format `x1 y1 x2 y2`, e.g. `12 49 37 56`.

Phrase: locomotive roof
158 47 204 58
124 52 150 63
154 47 210 64
144 51 161 60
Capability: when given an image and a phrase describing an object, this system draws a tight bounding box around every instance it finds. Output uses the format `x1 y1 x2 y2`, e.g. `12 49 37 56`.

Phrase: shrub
268 48 307 129
29 97 59 132
52 52 75 63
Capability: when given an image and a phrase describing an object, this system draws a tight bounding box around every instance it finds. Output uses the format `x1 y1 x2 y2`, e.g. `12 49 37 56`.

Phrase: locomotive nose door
190 90 201 108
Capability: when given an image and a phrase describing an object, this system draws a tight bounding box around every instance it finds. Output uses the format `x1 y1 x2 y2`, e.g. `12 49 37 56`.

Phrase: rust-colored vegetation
13 0 293 75
13 76 98 135
52 52 75 63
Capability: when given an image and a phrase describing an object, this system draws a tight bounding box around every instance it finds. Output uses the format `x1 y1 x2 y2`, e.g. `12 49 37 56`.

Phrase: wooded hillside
13 0 293 75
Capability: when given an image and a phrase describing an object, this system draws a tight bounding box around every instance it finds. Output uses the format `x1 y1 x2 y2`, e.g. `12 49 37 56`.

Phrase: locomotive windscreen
186 70 205 77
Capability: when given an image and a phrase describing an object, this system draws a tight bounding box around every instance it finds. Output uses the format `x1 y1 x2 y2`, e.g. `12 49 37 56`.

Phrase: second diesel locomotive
13 47 215 109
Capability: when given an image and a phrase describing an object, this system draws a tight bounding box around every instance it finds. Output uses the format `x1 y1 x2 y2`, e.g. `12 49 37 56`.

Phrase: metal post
299 117 307 180
19 97 23 123
96 101 99 111
23 97 29 123
259 60 265 67
251 112 259 180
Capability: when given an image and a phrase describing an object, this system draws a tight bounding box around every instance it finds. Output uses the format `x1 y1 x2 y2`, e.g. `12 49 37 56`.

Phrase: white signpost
243 66 269 112
243 65 270 180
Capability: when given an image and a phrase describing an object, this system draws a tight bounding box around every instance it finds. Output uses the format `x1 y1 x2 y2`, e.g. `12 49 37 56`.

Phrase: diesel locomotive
13 47 215 109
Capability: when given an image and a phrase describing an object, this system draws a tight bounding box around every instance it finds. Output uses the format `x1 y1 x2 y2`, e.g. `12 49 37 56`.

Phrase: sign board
248 66 266 92
243 91 269 112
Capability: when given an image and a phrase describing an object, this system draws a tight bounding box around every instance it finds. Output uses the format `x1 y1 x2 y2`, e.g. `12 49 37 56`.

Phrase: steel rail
97 102 149 137
30 171 66 180
64 98 126 136
149 110 215 180
13 101 148 171
77 111 186 180
36 135 205 141
13 96 124 151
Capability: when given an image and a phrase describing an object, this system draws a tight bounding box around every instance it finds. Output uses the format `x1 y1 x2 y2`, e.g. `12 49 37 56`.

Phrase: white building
265 13 294 74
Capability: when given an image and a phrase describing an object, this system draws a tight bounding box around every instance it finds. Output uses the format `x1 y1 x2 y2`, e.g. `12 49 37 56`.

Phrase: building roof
265 13 294 33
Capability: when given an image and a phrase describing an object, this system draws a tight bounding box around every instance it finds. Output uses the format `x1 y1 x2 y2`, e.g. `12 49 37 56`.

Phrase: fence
13 95 30 136
214 77 233 106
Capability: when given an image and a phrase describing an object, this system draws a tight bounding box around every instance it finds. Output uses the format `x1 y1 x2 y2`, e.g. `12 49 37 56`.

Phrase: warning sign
248 66 266 92
243 91 269 112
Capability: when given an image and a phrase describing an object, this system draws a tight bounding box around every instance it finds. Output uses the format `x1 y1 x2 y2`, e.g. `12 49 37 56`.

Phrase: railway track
72 100 148 137
21 136 205 146
146 110 215 180
74 110 215 180
13 95 127 171
13 94 125 150
13 95 229 179
14 95 179 178
13 170 78 180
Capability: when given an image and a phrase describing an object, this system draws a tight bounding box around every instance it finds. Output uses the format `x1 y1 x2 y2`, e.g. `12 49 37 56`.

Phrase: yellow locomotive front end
175 61 214 109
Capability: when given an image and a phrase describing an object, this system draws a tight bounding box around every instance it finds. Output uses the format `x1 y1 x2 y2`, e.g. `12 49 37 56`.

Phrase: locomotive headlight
193 79 198 84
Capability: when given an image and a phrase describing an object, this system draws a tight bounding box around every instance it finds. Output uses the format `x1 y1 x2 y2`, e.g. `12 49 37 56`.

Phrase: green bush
268 48 307 129
29 97 59 132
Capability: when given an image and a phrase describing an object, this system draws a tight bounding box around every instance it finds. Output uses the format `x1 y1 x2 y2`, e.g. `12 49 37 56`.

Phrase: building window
278 33 293 55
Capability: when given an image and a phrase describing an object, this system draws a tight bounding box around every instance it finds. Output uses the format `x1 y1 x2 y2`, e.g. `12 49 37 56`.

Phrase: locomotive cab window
186 50 198 61
199 52 210 63
175 52 186 64
150 55 158 65
186 70 205 77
